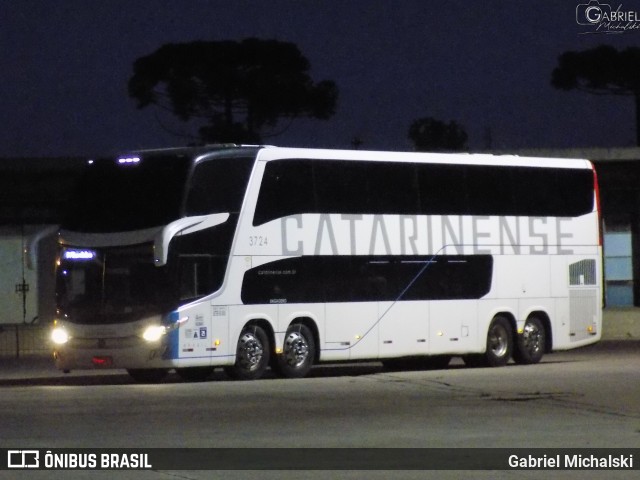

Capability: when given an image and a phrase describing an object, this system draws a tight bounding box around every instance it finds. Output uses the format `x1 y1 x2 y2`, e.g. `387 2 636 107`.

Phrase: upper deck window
253 159 595 225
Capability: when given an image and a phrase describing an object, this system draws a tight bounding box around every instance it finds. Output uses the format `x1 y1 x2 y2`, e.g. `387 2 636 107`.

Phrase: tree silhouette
128 39 338 144
408 117 468 152
552 45 640 145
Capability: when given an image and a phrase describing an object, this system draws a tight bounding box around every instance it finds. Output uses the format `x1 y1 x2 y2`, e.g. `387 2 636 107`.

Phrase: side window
178 255 216 301
240 255 494 304
253 160 315 225
169 219 238 301
465 166 514 216
185 156 255 216
372 162 420 214
252 158 594 224
313 161 367 214
254 159 423 225
509 167 593 217
417 164 593 217
312 160 421 215
417 163 468 215
550 168 594 217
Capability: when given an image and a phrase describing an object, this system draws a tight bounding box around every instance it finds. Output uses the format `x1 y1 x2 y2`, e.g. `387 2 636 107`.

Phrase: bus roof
255 146 593 170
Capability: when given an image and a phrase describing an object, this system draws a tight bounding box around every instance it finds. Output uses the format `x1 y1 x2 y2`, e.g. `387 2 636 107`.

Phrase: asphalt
0 339 637 383
0 355 127 381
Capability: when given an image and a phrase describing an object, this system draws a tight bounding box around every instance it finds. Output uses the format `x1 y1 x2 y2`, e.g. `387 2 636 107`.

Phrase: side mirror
153 213 230 266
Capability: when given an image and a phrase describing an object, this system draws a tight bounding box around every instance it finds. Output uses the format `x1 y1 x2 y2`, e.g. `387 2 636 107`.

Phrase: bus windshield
56 245 176 325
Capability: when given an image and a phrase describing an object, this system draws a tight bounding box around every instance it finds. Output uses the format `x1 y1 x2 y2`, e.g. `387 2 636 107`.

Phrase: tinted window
56 244 177 325
253 160 422 225
241 255 493 304
168 215 239 301
252 160 315 224
313 161 421 215
253 159 594 225
185 156 255 215
455 164 594 217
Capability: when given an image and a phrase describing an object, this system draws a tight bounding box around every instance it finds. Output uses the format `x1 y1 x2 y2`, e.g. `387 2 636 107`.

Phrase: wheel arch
494 311 517 337
525 310 552 353
243 317 276 352
287 316 321 364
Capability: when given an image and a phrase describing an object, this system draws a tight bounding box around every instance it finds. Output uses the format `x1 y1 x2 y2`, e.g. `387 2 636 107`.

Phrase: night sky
3 0 640 158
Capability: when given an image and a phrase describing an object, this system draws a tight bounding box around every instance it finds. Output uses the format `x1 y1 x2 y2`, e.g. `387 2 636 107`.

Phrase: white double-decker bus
52 145 602 381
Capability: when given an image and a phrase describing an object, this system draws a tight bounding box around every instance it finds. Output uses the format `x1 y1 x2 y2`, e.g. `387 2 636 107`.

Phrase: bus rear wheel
485 316 513 367
513 316 545 365
225 325 270 380
274 324 315 379
464 316 513 368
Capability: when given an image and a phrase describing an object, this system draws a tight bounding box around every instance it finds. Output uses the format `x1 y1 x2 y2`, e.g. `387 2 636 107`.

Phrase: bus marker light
117 156 140 165
214 339 221 346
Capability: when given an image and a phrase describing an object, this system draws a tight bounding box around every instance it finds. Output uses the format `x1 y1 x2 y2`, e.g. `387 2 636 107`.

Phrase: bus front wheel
225 325 270 380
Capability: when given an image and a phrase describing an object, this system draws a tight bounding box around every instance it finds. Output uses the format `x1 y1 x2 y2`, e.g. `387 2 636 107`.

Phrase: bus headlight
142 325 166 342
51 327 70 345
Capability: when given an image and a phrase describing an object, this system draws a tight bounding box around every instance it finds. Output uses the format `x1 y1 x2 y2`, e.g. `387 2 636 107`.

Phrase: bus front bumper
52 342 171 372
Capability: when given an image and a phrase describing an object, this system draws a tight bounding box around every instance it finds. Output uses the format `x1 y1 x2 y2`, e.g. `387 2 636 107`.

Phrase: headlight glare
142 325 166 342
51 327 69 345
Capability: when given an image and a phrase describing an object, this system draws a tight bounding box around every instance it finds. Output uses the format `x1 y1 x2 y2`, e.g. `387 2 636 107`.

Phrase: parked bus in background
51 145 602 381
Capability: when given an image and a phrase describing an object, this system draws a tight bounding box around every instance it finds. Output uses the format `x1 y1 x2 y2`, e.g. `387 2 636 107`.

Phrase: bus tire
127 368 168 383
274 324 315 379
176 367 215 382
226 325 270 380
513 316 545 365
484 315 513 367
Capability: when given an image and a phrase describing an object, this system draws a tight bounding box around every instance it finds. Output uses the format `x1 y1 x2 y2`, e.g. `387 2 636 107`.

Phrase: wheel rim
237 331 264 372
522 321 543 355
488 324 509 358
283 331 310 368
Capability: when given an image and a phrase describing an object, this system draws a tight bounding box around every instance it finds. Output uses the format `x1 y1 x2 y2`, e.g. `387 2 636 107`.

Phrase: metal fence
0 324 51 358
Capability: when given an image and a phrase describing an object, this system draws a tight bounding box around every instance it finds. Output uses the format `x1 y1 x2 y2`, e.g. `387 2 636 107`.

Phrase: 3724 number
249 236 268 247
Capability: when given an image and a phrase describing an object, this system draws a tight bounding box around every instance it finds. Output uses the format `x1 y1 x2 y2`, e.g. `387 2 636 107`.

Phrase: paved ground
1 340 638 480
0 334 637 381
